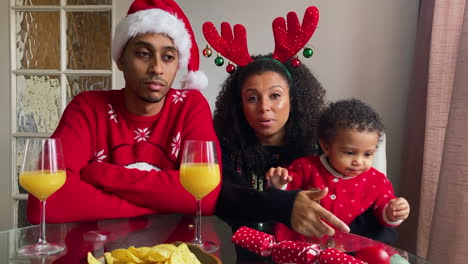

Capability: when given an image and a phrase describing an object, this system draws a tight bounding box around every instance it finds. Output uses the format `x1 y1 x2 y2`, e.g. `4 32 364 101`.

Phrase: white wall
115 0 419 191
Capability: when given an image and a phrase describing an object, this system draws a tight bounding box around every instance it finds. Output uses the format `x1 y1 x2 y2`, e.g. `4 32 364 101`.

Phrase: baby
267 99 409 236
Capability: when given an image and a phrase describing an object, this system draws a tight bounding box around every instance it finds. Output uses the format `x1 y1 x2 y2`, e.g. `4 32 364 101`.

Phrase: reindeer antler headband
202 6 319 73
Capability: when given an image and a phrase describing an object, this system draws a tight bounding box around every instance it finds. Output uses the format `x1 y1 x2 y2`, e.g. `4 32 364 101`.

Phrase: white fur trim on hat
112 8 191 69
181 71 208 90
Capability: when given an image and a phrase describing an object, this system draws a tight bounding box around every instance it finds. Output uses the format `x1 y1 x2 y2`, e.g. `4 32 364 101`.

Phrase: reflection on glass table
0 214 430 264
304 230 431 264
0 214 235 264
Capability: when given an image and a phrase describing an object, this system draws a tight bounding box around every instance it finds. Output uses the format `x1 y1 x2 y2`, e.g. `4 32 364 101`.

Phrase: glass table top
0 214 430 264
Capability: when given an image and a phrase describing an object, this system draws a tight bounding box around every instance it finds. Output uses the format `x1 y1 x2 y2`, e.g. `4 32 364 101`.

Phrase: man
27 0 220 223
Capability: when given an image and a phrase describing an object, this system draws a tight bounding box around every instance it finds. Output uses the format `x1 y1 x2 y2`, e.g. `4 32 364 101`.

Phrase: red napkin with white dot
231 226 275 256
319 248 365 264
271 241 320 264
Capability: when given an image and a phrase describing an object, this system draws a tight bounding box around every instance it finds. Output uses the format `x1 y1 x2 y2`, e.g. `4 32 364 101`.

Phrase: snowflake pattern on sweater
171 132 181 158
172 90 189 104
94 149 107 162
133 127 151 142
107 104 118 123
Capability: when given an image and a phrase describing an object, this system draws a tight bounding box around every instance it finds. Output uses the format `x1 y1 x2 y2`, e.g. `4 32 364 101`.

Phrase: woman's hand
290 187 350 237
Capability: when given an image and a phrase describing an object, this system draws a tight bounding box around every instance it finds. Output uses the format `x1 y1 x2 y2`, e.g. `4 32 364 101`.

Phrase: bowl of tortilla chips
87 242 221 264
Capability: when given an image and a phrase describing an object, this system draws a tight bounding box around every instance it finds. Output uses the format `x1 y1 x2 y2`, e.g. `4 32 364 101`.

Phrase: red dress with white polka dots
287 155 400 227
274 155 402 242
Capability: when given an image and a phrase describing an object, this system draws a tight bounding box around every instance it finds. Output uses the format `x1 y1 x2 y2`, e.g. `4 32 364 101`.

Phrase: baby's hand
265 167 292 189
386 197 410 222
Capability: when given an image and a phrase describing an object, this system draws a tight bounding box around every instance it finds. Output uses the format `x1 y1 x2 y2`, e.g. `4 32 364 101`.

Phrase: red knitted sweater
27 88 221 224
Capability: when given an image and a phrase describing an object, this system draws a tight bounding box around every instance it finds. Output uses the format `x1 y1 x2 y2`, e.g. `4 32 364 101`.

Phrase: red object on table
355 246 391 264
231 226 275 256
319 248 365 264
233 227 366 264
271 241 320 264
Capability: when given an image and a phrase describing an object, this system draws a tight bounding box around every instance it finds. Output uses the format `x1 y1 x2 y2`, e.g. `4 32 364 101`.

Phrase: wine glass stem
39 200 48 245
194 199 202 245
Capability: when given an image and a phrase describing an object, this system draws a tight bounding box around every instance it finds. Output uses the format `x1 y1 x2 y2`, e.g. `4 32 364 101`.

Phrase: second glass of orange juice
179 140 220 253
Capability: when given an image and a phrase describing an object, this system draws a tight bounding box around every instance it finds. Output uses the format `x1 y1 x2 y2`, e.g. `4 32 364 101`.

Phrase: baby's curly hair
318 98 385 144
213 54 326 176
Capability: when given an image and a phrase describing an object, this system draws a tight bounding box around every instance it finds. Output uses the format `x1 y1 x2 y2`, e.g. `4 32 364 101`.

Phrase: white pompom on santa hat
112 0 208 90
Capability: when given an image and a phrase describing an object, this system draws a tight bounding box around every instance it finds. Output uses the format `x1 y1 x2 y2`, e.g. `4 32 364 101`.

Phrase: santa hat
112 0 208 90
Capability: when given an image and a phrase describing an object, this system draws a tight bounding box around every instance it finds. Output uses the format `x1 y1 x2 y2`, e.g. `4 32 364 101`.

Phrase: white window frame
9 0 114 228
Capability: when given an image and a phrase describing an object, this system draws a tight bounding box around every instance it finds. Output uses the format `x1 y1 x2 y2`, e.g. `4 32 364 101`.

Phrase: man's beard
139 93 165 103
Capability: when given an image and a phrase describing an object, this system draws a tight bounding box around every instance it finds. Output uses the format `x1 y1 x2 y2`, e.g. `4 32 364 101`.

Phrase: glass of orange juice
180 140 220 253
18 138 66 256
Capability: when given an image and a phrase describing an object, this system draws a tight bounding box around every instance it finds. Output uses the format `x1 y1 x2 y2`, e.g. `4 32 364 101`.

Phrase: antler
202 22 253 66
272 6 319 63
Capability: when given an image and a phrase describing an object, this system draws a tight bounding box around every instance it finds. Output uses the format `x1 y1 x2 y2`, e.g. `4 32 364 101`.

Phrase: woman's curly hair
213 54 326 176
318 98 385 144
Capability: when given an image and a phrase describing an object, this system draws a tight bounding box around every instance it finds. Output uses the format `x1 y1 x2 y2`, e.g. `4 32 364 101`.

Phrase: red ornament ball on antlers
226 63 236 73
291 58 301 68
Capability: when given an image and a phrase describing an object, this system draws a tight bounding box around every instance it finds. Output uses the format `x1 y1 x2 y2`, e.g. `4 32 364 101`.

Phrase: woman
213 55 396 259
